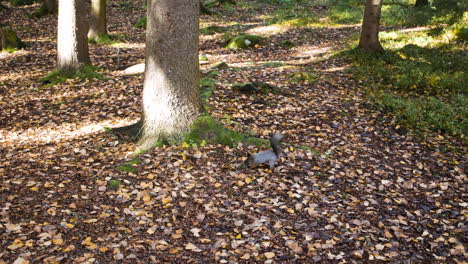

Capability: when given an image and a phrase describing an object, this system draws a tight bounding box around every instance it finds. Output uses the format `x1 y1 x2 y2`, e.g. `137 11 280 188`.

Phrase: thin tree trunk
57 0 91 72
88 0 107 40
358 0 384 52
140 0 202 149
414 0 428 7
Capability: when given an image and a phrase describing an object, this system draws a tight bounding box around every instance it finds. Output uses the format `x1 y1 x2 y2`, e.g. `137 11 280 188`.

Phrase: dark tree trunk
57 0 91 72
88 0 107 40
358 0 384 52
414 0 429 7
140 0 202 149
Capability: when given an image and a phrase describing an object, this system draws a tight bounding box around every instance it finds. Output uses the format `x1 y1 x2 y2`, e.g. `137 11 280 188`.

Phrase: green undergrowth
39 65 105 86
340 26 467 139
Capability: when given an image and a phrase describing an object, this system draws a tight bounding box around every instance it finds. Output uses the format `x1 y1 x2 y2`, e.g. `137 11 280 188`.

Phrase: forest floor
0 1 466 263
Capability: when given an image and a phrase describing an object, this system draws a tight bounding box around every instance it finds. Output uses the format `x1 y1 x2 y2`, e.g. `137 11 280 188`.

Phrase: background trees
358 0 383 52
88 0 108 41
56 0 90 72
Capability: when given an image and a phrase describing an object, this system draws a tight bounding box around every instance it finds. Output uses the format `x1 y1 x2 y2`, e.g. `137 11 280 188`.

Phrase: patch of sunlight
246 24 288 36
0 118 137 145
321 65 350 72
111 42 145 49
0 49 31 60
291 46 332 58
397 26 432 33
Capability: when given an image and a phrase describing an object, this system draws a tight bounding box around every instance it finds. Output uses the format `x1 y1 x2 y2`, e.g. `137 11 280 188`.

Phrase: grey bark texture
57 0 91 72
358 0 384 52
140 0 202 149
88 0 107 40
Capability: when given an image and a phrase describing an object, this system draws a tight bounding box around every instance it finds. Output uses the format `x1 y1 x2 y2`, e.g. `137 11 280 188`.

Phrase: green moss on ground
115 158 141 173
39 65 104 86
106 179 121 190
225 35 266 49
183 114 264 147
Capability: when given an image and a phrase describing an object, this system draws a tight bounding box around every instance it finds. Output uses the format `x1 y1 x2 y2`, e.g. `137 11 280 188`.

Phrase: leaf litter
0 0 466 263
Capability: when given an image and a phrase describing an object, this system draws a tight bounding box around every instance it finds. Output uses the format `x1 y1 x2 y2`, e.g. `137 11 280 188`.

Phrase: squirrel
246 133 284 169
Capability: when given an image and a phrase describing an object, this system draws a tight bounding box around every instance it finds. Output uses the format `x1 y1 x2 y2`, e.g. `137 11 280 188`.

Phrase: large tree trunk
414 0 428 7
88 0 107 40
358 0 384 52
57 0 90 72
140 0 202 149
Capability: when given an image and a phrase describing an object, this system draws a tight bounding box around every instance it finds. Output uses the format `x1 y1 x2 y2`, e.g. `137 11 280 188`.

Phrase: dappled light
0 0 466 263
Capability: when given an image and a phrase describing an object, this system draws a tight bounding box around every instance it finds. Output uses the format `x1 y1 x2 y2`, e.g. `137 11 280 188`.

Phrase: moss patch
183 114 262 147
225 35 266 49
39 65 104 86
115 158 141 173
106 178 122 190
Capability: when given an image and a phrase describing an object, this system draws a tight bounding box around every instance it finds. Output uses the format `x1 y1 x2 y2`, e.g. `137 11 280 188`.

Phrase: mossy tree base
0 24 26 52
135 113 265 153
115 70 264 152
39 64 103 86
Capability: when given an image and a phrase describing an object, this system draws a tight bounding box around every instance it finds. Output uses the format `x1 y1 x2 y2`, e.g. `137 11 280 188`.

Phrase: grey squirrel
247 133 284 169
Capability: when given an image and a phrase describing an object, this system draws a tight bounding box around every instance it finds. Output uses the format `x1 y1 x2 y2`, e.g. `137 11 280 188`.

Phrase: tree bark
57 0 91 72
88 0 107 40
414 0 428 7
358 0 384 52
140 0 202 149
